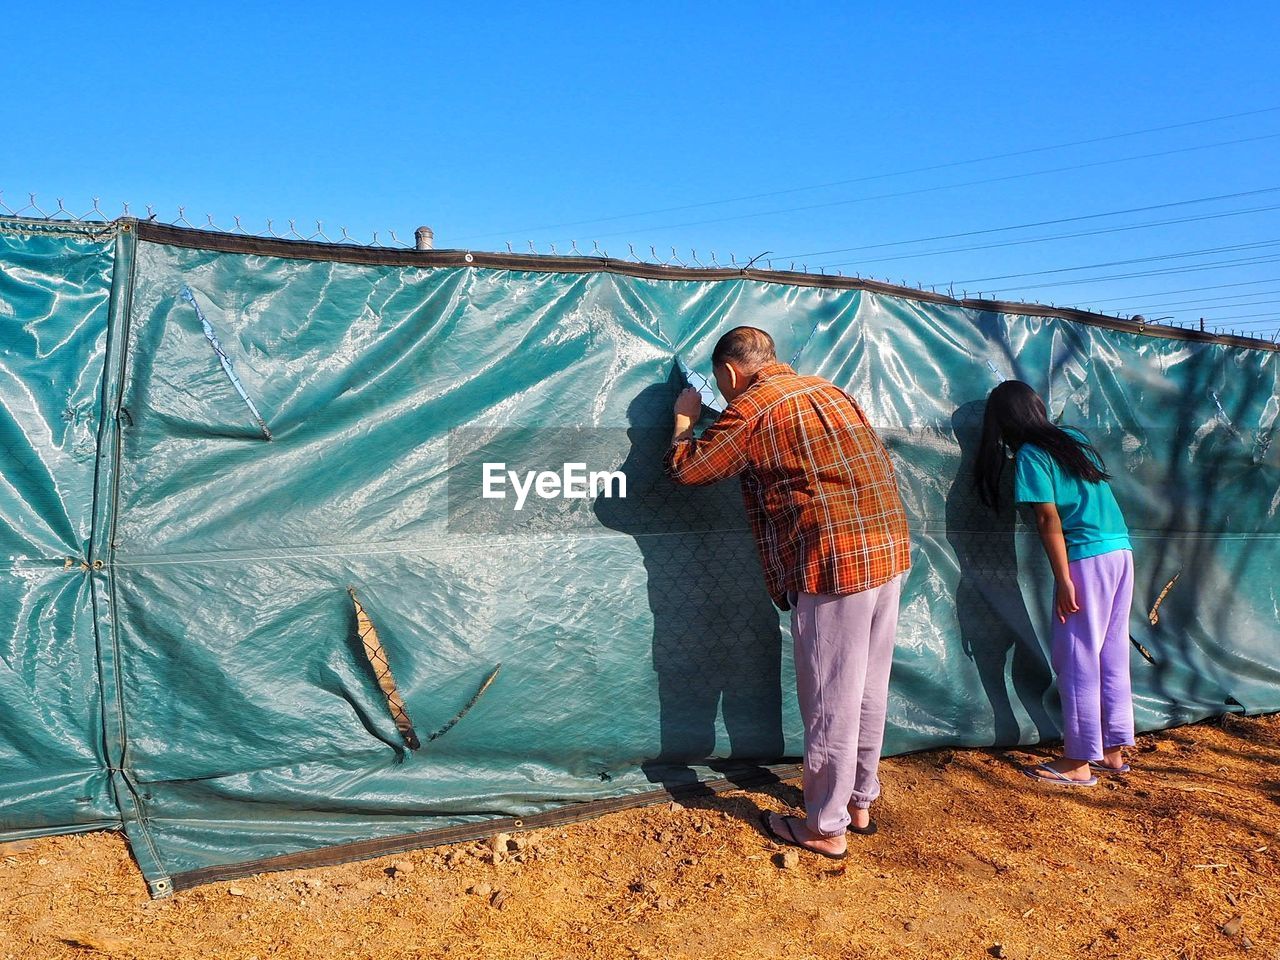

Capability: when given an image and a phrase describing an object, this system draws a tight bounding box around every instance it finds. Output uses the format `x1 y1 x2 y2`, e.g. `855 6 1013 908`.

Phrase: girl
975 380 1134 786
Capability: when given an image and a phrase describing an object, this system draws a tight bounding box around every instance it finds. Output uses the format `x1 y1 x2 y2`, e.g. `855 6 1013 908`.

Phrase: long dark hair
975 380 1110 509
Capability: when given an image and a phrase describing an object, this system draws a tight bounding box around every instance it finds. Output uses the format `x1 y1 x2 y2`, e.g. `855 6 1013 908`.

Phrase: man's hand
1055 577 1080 623
674 387 703 420
672 387 702 441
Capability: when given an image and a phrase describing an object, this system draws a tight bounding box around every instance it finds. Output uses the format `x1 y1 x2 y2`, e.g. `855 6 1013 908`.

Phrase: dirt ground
2 714 1277 960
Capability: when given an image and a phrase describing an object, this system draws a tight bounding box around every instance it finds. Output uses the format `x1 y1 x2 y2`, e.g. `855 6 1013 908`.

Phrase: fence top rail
2 213 1275 354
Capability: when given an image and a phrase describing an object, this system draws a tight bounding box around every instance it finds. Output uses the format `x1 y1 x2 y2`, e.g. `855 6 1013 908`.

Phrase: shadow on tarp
594 369 787 796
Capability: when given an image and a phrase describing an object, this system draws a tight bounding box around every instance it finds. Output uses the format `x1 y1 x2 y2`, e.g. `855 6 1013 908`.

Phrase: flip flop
1020 763 1098 787
1088 761 1131 774
848 819 878 836
759 811 848 860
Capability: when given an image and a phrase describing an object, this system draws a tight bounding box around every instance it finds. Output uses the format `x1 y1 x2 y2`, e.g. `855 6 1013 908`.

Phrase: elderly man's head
711 326 778 403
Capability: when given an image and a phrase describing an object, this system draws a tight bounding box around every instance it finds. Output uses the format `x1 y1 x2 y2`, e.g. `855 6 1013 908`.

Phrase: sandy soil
2 714 1277 960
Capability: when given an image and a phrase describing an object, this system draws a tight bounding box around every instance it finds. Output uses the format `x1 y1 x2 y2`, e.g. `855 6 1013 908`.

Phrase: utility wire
944 239 1280 286
1069 277 1280 305
571 132 1280 244
982 255 1280 295
1102 293 1280 311
811 202 1280 269
1211 320 1280 331
462 106 1280 241
1193 310 1280 323
781 186 1280 260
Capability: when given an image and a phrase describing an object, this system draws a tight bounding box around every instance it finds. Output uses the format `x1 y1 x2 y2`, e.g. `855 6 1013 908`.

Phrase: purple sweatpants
1052 549 1135 761
790 576 902 838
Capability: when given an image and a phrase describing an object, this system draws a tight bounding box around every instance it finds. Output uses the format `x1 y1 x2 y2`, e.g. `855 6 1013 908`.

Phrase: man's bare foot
764 811 847 858
1027 756 1093 782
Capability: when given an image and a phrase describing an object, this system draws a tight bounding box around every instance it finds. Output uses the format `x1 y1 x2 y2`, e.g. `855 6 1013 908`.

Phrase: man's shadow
945 400 1057 745
594 368 786 794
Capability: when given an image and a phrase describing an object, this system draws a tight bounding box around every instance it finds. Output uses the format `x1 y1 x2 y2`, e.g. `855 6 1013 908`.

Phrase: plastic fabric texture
1 218 1276 894
0 221 120 838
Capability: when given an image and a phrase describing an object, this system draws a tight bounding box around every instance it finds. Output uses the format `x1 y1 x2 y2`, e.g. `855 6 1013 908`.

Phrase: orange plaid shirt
665 363 911 609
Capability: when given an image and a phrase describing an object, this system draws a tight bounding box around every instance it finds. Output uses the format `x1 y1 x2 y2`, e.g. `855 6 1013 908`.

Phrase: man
664 326 911 859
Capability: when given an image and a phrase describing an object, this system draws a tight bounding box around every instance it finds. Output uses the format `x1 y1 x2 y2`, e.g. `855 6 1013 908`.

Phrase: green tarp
2 217 1277 895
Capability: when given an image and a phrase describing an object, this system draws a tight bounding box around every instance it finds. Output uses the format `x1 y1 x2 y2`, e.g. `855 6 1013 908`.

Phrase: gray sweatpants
790 576 902 837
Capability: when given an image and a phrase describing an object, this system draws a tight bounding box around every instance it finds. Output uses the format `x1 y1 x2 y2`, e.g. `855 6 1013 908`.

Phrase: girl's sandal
760 812 848 860
1021 762 1098 787
1088 760 1131 774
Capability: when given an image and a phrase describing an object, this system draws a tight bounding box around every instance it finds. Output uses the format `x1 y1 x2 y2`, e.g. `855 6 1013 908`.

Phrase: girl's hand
1056 578 1080 623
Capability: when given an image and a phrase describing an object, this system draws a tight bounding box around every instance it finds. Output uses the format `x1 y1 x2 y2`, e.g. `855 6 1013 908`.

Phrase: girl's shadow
945 400 1058 745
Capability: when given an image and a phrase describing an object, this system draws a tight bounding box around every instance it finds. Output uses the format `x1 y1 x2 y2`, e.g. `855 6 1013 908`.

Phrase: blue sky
5 2 1279 336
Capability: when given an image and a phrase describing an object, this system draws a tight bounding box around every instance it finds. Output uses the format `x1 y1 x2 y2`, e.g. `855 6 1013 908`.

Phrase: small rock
697 823 713 835
227 886 247 897
1222 915 1244 937
468 882 493 898
1240 933 1253 950
904 921 916 932
579 925 589 934
36 858 50 866
656 897 674 911
490 833 510 854
391 860 414 876
1105 928 1120 941
668 801 683 812
303 878 324 890
656 832 670 844
445 850 466 867
490 890 510 910
778 850 800 869
510 835 529 852
988 945 1005 959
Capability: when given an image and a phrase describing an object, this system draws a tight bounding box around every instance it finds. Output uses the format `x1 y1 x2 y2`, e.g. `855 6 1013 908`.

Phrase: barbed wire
2 192 1273 344
0 192 414 248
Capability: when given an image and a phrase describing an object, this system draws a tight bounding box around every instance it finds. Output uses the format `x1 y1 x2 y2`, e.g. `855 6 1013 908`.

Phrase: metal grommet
464 253 474 264
92 559 104 570
513 819 524 828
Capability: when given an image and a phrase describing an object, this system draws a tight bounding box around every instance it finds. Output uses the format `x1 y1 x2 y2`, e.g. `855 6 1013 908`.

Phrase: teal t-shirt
1014 430 1131 562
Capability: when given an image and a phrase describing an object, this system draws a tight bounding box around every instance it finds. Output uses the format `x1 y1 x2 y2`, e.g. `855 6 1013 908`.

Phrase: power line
781 186 1280 260
1069 277 1280 305
461 105 1280 241
943 239 1280 286
1194 310 1280 322
811 202 1280 270
568 132 1280 244
1208 321 1280 332
1104 292 1280 311
982 255 1280 295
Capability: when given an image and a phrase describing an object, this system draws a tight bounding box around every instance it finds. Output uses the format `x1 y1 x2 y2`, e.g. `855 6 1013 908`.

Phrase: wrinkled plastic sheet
0 221 119 837
2 219 1277 893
